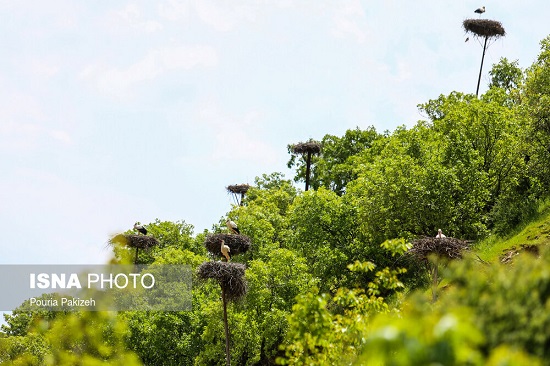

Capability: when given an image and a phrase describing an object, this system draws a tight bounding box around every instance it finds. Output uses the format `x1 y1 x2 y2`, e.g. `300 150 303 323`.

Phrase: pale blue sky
1 1 549 265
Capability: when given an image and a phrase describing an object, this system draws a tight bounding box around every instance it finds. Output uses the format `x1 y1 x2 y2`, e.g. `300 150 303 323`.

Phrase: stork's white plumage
226 220 240 235
474 6 485 14
436 229 446 238
134 222 147 235
221 240 231 262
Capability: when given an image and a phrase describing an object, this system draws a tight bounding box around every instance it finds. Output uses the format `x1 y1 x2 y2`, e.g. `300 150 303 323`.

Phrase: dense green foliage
3 35 550 365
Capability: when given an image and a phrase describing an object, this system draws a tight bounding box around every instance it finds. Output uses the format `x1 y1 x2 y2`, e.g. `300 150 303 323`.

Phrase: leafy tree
112 219 201 265
287 127 382 195
358 248 550 365
525 36 550 150
286 188 362 292
219 173 298 262
278 240 410 365
1 312 141 365
489 57 524 105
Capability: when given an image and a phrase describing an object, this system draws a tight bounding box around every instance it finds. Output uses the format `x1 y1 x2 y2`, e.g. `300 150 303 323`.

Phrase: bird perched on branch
134 222 147 235
474 6 485 14
226 220 240 235
436 229 446 239
221 240 231 262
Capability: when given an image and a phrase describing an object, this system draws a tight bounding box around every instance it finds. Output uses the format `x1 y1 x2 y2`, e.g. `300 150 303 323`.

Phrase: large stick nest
463 19 505 38
197 261 248 301
110 234 159 249
408 237 471 261
291 141 322 155
226 184 250 194
204 233 251 257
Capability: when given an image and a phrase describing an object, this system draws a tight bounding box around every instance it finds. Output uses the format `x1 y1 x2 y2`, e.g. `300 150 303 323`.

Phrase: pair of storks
221 220 240 262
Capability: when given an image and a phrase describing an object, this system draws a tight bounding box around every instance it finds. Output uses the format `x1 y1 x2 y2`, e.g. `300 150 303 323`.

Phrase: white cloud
0 120 73 151
330 1 368 43
28 60 59 79
193 100 277 164
80 45 218 99
158 0 190 21
159 0 258 32
104 3 163 34
49 130 73 145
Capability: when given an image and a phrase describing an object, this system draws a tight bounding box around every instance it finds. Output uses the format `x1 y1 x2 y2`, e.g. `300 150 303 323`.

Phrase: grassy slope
474 201 550 262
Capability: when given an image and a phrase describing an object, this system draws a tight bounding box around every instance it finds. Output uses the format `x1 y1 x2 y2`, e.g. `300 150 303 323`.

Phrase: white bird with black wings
134 222 147 235
220 240 231 262
226 220 240 234
474 6 485 14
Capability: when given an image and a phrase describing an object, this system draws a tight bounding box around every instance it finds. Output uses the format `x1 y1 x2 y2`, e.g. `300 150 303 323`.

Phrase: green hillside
475 200 550 262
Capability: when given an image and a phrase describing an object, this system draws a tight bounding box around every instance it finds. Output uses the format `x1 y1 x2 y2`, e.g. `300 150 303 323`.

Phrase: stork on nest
204 233 251 259
408 237 471 261
408 236 471 302
463 18 505 97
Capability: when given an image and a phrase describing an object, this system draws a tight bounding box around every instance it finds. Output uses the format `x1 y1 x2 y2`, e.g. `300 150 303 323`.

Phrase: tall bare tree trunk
222 287 231 366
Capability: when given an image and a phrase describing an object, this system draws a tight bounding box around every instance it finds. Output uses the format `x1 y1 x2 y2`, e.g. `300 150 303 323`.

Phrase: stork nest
197 261 248 301
463 19 505 39
290 141 322 155
408 237 471 261
204 233 251 257
226 184 250 194
110 234 159 249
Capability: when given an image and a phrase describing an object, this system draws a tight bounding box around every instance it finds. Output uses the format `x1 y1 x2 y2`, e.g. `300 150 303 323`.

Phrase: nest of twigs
291 141 322 155
204 233 251 257
463 19 505 38
197 261 248 301
226 184 250 195
110 234 159 249
408 237 471 261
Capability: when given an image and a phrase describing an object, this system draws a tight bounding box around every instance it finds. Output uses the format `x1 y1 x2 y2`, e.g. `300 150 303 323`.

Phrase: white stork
436 229 446 239
221 240 231 262
226 220 240 235
474 6 485 14
134 222 147 235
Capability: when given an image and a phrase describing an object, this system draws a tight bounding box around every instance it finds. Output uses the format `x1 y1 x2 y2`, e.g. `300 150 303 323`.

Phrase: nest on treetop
204 233 251 257
226 184 250 194
110 234 159 250
291 141 322 155
197 261 248 301
408 237 471 261
463 19 505 39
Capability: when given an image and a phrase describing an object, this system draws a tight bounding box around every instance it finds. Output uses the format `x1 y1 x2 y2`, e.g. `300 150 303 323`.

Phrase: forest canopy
3 36 550 366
